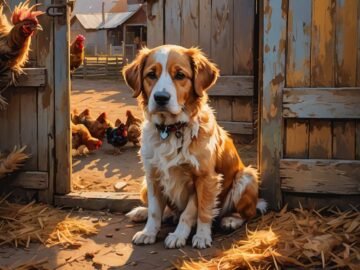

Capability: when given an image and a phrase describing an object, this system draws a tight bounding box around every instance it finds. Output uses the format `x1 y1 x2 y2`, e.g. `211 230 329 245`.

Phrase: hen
125 110 141 146
0 0 44 108
71 122 102 152
72 109 113 140
70 34 85 72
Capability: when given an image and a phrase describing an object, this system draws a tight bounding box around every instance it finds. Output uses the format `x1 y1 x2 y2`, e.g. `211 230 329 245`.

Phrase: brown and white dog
124 45 266 249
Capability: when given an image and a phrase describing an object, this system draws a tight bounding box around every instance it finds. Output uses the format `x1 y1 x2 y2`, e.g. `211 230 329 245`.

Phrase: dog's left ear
122 47 151 98
187 47 220 97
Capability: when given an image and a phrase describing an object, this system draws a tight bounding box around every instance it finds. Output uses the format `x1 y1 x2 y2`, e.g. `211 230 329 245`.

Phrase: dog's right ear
122 47 151 98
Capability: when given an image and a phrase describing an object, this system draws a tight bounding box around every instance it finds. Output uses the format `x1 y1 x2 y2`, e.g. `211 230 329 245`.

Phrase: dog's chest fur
140 119 201 210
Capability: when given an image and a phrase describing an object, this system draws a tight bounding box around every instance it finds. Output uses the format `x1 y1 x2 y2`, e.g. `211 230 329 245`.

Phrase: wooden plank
283 87 360 118
20 89 38 170
146 0 164 48
358 0 360 86
286 0 311 87
309 120 332 159
233 0 254 75
9 171 48 190
311 0 335 86
356 121 360 160
211 0 234 75
54 1 71 194
232 97 253 122
3 68 46 87
335 0 358 87
333 121 356 159
218 121 253 135
215 98 232 121
54 192 141 213
38 0 54 203
208 76 254 96
164 0 181 45
0 92 20 150
284 119 309 158
259 0 287 209
199 0 211 55
280 159 360 194
181 0 199 47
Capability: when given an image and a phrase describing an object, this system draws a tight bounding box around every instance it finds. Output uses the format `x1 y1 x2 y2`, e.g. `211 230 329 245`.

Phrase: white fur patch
256 198 268 214
148 47 181 115
126 206 148 222
220 216 245 230
192 220 212 249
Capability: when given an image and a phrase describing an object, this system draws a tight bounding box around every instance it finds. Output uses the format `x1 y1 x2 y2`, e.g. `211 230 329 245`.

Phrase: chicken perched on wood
125 110 141 146
0 0 44 108
72 109 113 140
70 34 85 72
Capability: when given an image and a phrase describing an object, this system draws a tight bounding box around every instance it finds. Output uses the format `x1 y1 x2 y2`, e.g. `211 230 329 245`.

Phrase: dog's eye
174 71 185 80
147 71 157 80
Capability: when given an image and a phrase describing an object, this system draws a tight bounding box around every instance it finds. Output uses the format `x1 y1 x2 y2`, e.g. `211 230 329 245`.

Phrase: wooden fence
72 56 124 79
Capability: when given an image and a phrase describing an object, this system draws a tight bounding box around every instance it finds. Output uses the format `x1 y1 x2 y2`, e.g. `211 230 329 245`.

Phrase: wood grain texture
233 0 254 75
0 92 20 151
335 0 358 86
146 0 164 48
333 121 355 159
283 87 360 118
10 171 48 190
3 68 46 87
20 90 38 170
214 98 232 121
309 120 332 159
357 0 360 86
199 0 211 55
54 192 141 213
54 1 71 194
38 0 54 203
284 119 309 158
211 0 234 75
286 0 311 87
181 0 199 47
259 0 287 209
232 98 253 122
280 159 360 194
218 121 253 135
164 0 181 45
208 76 254 96
356 121 360 160
311 0 335 86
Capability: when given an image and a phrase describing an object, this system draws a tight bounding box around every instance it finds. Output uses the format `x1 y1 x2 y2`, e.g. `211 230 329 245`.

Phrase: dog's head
122 45 219 121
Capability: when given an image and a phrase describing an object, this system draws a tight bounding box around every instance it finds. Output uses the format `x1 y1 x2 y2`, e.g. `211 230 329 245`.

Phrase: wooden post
259 0 287 209
54 0 71 194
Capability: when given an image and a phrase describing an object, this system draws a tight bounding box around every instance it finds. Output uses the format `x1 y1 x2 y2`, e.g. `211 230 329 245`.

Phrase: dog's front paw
164 232 187 249
192 233 212 249
132 230 157 245
126 206 148 222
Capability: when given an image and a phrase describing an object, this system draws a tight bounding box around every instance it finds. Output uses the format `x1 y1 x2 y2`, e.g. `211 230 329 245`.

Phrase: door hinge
46 4 66 17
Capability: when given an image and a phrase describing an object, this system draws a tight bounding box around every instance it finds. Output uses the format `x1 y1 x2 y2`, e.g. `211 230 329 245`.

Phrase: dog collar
155 122 187 140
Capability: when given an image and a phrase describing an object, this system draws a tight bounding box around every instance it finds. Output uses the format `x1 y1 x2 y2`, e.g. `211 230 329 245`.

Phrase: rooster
0 0 44 108
125 110 142 146
70 34 85 72
106 119 128 154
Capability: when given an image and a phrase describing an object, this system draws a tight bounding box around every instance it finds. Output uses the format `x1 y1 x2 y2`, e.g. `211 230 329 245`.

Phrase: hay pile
180 205 360 269
0 196 100 248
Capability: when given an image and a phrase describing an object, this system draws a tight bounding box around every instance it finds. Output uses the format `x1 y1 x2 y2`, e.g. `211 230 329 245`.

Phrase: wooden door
260 0 360 209
147 0 256 137
0 0 70 202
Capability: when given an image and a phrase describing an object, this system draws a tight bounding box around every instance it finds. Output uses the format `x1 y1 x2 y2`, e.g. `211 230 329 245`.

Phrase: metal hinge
46 4 66 17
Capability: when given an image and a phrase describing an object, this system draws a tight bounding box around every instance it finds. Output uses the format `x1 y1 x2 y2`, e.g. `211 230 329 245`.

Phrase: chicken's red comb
76 34 86 41
12 0 44 25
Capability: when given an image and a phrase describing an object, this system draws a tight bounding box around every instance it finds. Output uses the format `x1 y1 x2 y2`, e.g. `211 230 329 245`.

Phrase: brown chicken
73 109 113 140
125 110 142 146
71 122 102 151
0 1 43 107
70 34 85 72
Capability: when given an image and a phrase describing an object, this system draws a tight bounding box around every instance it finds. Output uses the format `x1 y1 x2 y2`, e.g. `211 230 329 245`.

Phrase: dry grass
0 258 49 270
0 195 101 248
179 205 360 269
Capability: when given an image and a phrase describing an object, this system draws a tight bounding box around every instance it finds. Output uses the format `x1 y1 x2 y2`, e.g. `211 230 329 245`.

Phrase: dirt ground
70 79 257 193
71 79 144 193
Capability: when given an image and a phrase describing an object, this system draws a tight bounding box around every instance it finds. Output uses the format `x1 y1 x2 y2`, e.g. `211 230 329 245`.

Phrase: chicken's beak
36 24 43 31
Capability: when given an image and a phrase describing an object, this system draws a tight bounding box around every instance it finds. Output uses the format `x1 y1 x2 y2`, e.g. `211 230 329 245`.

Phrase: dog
123 45 266 249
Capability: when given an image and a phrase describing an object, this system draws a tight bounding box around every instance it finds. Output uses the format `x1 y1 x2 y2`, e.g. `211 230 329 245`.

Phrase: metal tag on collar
160 128 169 140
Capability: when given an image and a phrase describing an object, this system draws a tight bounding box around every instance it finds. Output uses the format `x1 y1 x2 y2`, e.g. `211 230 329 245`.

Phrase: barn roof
74 9 138 30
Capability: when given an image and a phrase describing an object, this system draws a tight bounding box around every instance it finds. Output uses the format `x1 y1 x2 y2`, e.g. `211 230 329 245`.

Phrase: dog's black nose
154 91 171 106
